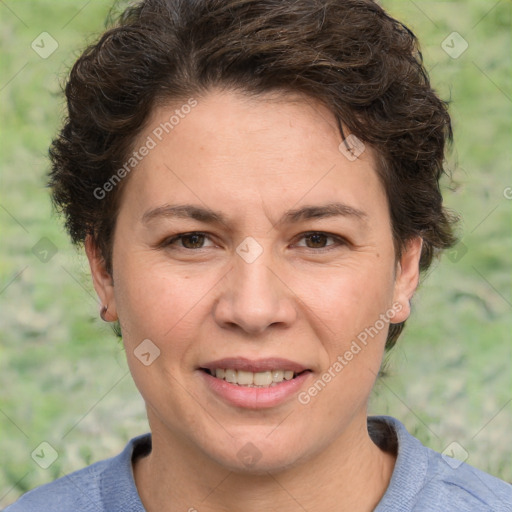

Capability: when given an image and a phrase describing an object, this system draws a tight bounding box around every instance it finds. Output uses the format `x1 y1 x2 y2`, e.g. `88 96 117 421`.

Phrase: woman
6 0 511 510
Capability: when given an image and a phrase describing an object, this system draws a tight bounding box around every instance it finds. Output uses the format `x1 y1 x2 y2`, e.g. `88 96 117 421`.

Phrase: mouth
199 357 312 389
198 358 313 408
200 368 311 388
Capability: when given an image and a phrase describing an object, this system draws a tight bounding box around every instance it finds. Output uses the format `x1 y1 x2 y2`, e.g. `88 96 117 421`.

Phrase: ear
85 235 118 322
391 237 423 324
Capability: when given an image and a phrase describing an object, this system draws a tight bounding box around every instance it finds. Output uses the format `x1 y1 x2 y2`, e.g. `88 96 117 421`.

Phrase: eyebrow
141 202 368 227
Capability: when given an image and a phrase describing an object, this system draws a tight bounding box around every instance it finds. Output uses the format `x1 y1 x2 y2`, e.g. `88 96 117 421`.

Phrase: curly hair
48 0 457 350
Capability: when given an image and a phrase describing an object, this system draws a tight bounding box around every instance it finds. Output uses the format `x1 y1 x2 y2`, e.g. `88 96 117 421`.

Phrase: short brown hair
48 0 457 349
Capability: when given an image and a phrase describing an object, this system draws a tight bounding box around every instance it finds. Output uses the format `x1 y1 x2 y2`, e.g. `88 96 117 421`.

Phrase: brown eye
295 232 344 250
180 233 206 249
304 233 330 248
164 232 214 250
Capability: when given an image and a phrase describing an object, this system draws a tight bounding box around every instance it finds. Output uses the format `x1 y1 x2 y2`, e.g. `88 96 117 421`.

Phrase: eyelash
161 231 348 252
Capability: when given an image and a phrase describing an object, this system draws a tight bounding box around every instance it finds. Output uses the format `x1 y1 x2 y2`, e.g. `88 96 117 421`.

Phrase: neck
133 414 396 512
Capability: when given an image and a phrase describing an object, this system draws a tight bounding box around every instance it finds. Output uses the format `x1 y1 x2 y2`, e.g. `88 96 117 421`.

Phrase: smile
201 368 307 387
198 358 313 408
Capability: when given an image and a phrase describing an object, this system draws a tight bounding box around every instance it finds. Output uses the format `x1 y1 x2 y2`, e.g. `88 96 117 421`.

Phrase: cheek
297 259 397 340
113 258 207 420
294 268 396 426
113 256 201 345
113 252 237 388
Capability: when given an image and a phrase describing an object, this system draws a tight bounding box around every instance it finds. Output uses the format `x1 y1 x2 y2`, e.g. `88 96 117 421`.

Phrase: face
87 89 421 472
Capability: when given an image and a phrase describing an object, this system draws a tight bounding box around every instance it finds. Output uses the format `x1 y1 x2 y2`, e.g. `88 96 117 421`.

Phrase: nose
213 249 297 335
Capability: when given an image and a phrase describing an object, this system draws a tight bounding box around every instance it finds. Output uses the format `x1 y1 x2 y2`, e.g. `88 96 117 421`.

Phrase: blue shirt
5 416 512 511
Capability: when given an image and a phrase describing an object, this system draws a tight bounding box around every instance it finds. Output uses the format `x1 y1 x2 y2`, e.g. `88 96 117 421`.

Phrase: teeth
225 369 237 383
272 370 284 383
237 370 254 385
209 368 299 387
254 371 273 386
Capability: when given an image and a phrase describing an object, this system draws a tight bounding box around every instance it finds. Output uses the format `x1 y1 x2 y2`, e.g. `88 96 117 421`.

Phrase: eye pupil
306 233 327 248
183 234 204 248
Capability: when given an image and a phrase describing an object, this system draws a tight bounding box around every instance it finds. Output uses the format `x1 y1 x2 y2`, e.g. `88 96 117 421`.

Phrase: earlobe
84 235 118 322
391 237 423 324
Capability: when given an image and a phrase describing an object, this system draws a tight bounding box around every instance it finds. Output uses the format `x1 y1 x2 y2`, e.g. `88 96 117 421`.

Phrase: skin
86 89 422 511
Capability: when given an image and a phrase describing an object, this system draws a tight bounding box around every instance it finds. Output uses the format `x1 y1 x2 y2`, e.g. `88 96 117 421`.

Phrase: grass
1 0 511 506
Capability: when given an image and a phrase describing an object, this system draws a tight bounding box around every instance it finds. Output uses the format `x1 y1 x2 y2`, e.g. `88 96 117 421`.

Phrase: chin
203 432 313 475
217 451 306 475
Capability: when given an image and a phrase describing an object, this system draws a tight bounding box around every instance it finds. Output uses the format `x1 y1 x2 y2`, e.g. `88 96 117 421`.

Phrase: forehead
122 89 386 223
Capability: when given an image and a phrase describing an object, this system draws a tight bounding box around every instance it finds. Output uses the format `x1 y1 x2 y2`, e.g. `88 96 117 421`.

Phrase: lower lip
199 370 311 409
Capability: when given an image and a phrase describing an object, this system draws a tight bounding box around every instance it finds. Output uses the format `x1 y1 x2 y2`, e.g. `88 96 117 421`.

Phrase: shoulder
372 416 512 512
421 447 512 511
4 434 150 512
4 459 109 512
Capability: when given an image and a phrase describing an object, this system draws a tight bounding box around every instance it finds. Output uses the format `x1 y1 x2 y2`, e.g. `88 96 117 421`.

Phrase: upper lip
200 357 310 373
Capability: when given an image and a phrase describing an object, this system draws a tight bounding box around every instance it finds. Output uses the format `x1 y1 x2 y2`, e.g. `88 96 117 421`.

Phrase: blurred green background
0 0 510 506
